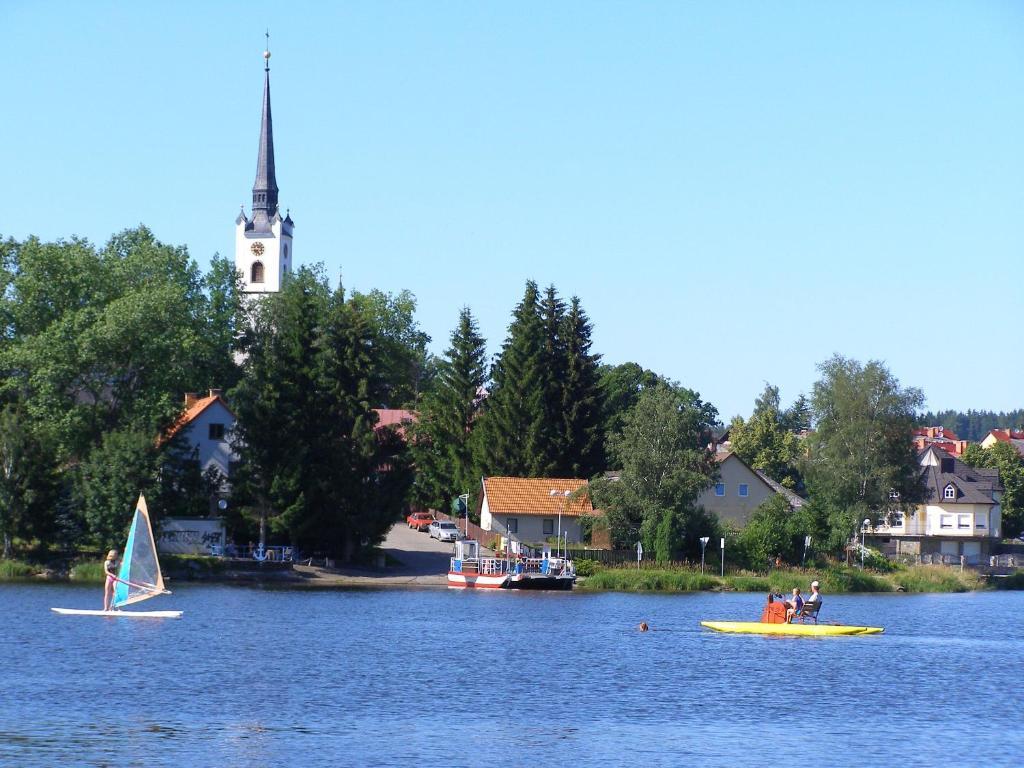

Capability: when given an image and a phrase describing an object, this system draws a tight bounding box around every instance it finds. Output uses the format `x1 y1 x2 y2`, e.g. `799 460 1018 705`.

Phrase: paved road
381 522 457 576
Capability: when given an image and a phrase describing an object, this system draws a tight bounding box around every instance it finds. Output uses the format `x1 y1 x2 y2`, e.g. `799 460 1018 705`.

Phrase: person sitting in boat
760 593 788 624
805 580 822 605
102 549 119 611
784 587 804 623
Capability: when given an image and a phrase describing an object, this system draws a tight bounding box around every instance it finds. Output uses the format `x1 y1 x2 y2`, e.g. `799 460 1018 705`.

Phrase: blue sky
4 1 1022 420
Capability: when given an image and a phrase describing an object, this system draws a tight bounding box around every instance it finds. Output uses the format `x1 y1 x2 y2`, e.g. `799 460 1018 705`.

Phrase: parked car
429 520 462 542
406 511 434 531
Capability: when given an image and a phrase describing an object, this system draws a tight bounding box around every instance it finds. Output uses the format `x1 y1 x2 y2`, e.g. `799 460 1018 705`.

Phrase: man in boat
805 580 822 605
102 549 119 611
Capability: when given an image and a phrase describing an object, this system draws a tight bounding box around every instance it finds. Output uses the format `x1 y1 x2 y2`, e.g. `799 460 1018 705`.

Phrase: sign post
458 493 470 538
699 536 710 574
636 541 643 570
720 537 725 578
803 535 812 566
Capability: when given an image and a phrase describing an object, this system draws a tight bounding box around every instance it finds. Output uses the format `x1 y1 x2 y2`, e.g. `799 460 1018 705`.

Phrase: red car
406 511 434 531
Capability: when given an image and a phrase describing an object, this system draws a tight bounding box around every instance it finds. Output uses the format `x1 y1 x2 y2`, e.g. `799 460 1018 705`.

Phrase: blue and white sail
112 496 169 608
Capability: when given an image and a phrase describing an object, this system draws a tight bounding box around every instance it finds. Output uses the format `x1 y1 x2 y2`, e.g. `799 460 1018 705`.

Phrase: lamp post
699 536 709 574
458 493 470 539
549 489 570 557
861 518 870 569
720 537 725 577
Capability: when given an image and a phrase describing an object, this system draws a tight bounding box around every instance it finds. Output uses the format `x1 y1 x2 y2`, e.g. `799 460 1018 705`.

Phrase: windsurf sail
112 495 169 608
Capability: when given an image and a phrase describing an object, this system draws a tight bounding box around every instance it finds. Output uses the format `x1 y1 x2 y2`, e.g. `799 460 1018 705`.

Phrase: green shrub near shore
0 559 39 580
69 560 105 582
578 564 985 593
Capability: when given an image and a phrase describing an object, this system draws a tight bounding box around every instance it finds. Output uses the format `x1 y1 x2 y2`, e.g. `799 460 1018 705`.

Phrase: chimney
184 392 200 408
209 388 223 399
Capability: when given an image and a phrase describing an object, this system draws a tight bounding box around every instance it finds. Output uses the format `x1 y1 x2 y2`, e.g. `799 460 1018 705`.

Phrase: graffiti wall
157 517 226 555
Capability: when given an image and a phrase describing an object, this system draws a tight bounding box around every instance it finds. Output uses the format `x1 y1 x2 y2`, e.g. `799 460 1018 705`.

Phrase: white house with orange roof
478 477 593 545
162 389 238 481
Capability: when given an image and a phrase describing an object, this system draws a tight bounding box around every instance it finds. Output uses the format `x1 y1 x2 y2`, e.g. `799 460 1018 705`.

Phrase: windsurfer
103 549 119 611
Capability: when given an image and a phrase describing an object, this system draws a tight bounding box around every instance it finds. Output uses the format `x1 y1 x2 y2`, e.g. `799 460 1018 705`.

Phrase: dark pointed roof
251 52 279 231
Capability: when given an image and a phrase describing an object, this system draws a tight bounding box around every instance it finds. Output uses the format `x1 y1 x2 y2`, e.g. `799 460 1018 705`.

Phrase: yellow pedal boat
700 621 883 636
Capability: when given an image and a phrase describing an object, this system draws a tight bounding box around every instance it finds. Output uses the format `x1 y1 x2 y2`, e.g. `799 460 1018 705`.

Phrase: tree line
0 227 1020 565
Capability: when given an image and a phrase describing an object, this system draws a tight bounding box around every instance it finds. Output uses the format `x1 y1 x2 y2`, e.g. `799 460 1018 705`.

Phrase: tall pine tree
539 285 567 474
474 281 547 477
410 307 487 511
559 296 602 478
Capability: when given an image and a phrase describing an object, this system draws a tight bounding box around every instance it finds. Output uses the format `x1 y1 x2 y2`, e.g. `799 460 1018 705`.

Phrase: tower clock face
250 241 265 256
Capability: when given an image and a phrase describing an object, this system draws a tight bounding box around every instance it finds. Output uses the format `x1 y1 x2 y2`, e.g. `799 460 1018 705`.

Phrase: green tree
803 356 924 550
962 441 1024 538
409 307 487 512
474 281 548 477
559 297 602 478
729 383 802 489
350 288 432 407
0 405 60 557
538 285 568 475
75 429 158 547
735 494 803 567
590 384 719 558
597 362 664 464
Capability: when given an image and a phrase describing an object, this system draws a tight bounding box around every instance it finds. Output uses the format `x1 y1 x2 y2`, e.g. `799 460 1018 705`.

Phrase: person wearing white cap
805 580 822 604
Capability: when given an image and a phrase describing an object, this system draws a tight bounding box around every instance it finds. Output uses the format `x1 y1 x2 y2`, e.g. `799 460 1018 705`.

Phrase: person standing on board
103 549 119 611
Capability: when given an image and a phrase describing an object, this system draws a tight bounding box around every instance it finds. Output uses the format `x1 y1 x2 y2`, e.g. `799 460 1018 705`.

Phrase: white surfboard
51 607 183 618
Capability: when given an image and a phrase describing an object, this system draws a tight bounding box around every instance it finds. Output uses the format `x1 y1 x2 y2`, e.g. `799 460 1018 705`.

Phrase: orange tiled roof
162 394 233 444
482 477 592 517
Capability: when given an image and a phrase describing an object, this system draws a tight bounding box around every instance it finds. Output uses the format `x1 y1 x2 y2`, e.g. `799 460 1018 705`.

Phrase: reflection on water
1 584 1022 767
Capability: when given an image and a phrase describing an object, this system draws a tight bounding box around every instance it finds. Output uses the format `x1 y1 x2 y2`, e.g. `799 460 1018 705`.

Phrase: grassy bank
0 559 41 580
579 564 986 593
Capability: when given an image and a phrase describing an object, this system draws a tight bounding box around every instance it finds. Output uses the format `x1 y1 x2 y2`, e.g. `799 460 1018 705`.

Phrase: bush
993 572 1024 590
580 568 719 592
891 565 982 593
69 560 105 582
573 559 603 578
0 559 38 580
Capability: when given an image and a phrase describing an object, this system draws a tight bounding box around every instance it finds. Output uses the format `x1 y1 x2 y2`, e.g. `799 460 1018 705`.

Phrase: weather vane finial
263 29 271 71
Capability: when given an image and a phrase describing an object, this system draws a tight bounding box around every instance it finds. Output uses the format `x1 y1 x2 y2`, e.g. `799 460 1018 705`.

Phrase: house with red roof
912 426 968 457
162 389 238 481
478 477 593 545
980 429 1024 459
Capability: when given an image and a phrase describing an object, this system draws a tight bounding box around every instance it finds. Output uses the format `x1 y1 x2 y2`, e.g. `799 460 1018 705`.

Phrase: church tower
235 39 294 296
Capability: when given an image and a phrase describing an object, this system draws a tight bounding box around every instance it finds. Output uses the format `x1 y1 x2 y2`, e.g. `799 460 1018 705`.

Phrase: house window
958 515 971 530
208 423 225 441
506 517 518 534
890 511 904 528
940 515 953 529
943 484 956 500
251 261 265 284
714 483 725 497
888 489 901 501
738 484 749 498
976 515 986 529
543 519 554 536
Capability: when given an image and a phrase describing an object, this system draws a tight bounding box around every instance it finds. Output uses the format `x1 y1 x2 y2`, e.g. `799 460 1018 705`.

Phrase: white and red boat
448 540 576 590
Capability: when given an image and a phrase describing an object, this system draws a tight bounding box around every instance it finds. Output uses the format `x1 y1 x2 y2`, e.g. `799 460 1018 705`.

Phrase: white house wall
180 402 238 479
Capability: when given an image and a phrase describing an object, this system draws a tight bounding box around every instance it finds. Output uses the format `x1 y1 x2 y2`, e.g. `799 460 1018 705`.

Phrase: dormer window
943 483 956 500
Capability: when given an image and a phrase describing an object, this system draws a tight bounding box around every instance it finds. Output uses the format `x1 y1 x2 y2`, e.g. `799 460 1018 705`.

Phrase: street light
549 489 571 557
861 518 871 569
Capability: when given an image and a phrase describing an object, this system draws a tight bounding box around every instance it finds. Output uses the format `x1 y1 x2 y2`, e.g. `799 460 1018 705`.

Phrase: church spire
252 32 278 226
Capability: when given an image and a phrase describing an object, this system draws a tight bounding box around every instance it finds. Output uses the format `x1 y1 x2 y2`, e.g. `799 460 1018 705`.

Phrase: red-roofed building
162 389 238 481
912 426 968 457
478 477 593 544
372 409 417 439
980 429 1024 459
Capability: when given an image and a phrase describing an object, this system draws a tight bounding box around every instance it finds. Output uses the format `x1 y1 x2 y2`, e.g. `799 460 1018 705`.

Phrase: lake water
1 584 1022 767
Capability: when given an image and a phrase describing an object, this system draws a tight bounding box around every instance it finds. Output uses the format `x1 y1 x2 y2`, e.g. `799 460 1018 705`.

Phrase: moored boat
700 620 883 636
448 540 576 590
